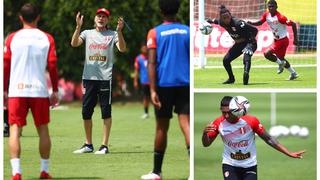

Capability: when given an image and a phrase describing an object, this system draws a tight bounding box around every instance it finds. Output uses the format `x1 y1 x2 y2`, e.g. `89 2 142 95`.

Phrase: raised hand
76 12 84 27
116 17 124 31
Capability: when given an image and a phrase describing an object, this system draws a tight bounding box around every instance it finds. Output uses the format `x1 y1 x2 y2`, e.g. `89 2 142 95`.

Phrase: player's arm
247 20 263 26
147 29 161 109
46 34 59 107
3 34 14 108
242 21 258 42
248 12 266 26
147 48 161 109
291 22 299 46
71 12 84 47
258 131 306 158
134 58 139 90
206 18 219 25
202 123 218 147
116 17 127 52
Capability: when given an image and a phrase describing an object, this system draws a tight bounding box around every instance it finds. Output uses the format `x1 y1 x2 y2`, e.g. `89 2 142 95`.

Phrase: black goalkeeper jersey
213 17 258 43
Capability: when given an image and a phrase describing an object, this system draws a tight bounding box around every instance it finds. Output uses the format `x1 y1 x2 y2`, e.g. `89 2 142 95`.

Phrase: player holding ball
206 5 258 85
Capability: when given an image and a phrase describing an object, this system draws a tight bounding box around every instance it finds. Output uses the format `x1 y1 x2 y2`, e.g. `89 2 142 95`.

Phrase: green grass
4 102 189 180
194 93 316 180
278 0 316 24
194 56 316 88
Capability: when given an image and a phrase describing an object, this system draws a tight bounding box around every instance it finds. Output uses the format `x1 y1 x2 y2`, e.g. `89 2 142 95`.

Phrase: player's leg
141 87 173 180
222 43 246 84
242 165 257 180
96 80 112 154
74 80 98 153
271 38 298 79
4 108 9 137
8 97 28 179
242 42 257 85
264 38 287 74
141 84 150 119
222 164 241 180
30 97 53 178
175 86 190 154
282 59 298 80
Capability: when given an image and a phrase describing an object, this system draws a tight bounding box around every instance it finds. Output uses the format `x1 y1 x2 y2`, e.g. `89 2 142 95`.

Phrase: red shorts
269 37 289 59
8 97 50 127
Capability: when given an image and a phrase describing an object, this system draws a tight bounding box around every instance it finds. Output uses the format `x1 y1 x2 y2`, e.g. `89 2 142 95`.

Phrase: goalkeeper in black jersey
207 5 258 85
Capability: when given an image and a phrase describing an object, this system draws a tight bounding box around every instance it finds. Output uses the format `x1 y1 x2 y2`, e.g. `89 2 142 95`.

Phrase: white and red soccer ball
229 96 250 117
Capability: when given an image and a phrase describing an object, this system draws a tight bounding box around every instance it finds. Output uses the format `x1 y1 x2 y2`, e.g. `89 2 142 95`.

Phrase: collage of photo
2 0 317 180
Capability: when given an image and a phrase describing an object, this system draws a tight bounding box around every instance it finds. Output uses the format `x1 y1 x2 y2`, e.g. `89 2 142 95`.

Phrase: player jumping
206 5 258 85
248 0 299 80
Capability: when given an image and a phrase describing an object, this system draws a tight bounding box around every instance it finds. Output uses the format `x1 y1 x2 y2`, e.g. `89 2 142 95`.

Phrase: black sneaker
243 72 249 85
94 145 109 154
73 144 94 154
4 129 9 137
222 78 235 84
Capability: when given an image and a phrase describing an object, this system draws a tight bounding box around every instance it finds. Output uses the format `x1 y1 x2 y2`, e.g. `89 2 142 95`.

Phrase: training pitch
194 55 316 88
3 102 189 180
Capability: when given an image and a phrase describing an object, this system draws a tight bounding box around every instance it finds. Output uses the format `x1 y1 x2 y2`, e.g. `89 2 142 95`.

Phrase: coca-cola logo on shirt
89 43 108 50
227 140 249 148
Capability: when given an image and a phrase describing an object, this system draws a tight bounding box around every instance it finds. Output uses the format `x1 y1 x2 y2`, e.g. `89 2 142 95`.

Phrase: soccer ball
199 21 213 35
298 127 309 138
229 96 250 117
289 125 301 136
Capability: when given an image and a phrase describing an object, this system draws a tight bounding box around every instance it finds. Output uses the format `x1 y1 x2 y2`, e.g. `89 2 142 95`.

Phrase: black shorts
155 86 189 119
141 84 150 98
222 164 257 180
82 80 112 120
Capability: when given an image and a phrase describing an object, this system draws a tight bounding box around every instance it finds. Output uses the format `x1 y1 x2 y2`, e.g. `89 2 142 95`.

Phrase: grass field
194 93 316 180
194 56 316 88
3 102 189 180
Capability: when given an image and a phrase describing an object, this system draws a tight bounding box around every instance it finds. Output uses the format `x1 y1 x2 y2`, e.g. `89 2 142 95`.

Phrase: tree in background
4 0 189 86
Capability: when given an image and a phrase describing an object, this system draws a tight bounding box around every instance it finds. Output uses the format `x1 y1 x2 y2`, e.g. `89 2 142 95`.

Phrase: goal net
192 0 317 67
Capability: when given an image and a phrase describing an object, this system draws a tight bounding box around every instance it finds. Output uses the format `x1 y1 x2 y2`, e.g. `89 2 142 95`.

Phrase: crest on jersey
240 127 246 134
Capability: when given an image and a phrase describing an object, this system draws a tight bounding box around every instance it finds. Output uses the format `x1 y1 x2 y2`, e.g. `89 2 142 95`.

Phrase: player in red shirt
202 96 305 180
248 0 299 80
4 3 59 180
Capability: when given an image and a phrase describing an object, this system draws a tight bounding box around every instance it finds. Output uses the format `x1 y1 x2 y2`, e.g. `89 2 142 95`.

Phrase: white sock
10 158 21 175
40 158 49 173
275 58 282 65
287 67 296 74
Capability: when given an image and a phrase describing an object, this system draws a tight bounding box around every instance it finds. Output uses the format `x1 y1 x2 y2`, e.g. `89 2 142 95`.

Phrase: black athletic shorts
155 86 189 119
222 164 257 180
141 84 150 98
82 80 112 120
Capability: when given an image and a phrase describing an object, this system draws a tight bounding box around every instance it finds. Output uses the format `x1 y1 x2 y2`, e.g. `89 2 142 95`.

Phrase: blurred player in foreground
206 5 258 85
202 96 305 180
4 3 59 179
71 8 126 154
248 0 299 80
141 0 190 179
134 43 150 119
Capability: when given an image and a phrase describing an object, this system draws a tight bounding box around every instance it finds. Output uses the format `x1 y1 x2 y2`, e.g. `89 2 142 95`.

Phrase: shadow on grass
111 151 153 154
30 177 103 179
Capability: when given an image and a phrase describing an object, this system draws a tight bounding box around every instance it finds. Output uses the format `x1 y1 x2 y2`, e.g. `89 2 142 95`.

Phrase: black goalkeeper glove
242 44 253 56
205 18 215 24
